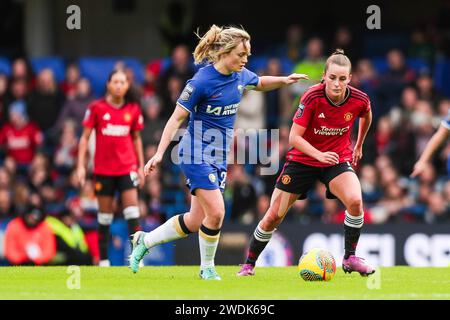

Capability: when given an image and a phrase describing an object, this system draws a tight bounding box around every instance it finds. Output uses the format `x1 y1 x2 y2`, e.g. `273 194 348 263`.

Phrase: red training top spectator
0 100 43 165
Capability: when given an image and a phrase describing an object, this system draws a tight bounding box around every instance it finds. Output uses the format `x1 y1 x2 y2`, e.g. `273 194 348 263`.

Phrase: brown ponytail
325 49 352 73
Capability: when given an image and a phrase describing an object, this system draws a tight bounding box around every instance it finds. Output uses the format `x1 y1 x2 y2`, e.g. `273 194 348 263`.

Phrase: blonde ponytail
193 25 251 64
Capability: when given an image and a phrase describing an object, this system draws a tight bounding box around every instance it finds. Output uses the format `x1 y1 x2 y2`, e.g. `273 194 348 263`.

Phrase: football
298 248 336 281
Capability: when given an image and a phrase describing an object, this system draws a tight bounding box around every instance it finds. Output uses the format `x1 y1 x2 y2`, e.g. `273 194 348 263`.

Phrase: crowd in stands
0 25 449 265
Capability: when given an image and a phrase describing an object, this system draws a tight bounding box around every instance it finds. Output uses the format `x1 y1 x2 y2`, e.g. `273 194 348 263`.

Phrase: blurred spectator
53 119 78 173
140 96 165 148
415 72 443 110
263 58 292 127
10 58 34 88
384 87 419 174
424 191 450 223
374 116 395 156
351 59 379 120
379 164 399 189
76 179 99 214
235 89 266 131
443 180 450 204
157 45 195 117
411 100 439 161
46 208 92 265
0 100 43 169
274 24 305 62
438 99 450 118
28 165 51 192
0 73 8 124
415 162 438 188
4 77 30 114
143 179 164 223
60 63 80 99
332 26 360 61
143 60 161 99
54 78 94 134
39 182 64 215
256 194 270 220
228 164 257 223
0 189 12 218
399 86 419 116
378 182 413 222
0 167 11 189
12 182 30 215
4 204 56 265
28 68 64 135
160 75 184 119
289 198 310 224
292 37 326 95
63 169 80 201
360 164 382 204
321 199 342 224
408 28 436 67
377 49 416 118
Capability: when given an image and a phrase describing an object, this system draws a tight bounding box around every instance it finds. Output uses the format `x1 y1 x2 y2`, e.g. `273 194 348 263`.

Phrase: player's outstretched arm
144 105 190 175
411 124 450 177
255 73 309 91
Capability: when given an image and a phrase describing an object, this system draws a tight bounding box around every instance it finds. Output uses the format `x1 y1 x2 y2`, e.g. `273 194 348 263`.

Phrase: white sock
143 214 188 248
99 259 110 267
344 210 364 228
199 225 220 268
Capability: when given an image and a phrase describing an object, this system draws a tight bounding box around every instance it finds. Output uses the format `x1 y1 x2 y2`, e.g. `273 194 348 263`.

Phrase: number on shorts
220 172 227 189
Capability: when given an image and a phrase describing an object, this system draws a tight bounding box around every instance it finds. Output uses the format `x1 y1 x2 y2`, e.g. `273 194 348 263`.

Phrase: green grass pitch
1 266 449 300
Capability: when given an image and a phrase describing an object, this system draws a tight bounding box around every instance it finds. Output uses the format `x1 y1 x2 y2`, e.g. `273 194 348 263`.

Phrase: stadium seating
78 57 144 96
371 57 429 75
434 58 450 97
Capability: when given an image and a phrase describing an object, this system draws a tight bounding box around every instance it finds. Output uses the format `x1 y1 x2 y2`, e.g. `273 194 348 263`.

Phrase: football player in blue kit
129 25 308 280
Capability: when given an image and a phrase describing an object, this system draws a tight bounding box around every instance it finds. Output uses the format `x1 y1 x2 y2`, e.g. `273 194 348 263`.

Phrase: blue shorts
179 162 227 195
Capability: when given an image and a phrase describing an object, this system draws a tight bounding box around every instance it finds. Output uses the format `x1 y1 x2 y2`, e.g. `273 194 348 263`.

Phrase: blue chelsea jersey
176 64 259 166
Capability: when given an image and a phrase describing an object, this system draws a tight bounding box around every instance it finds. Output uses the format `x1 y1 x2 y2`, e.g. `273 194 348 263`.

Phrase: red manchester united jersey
286 83 371 167
82 99 144 175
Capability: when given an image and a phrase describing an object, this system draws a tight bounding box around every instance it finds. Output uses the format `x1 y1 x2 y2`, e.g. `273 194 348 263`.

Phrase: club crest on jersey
281 174 291 185
124 112 131 122
238 85 244 95
208 173 216 183
180 84 194 101
344 112 353 121
295 104 305 118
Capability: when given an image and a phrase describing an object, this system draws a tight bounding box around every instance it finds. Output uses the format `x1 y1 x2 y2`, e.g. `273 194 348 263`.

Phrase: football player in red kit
238 49 375 277
76 69 145 266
